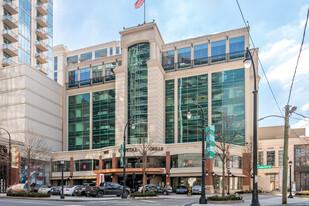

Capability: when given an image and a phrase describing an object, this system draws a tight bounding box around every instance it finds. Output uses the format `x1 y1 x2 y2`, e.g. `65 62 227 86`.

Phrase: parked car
30 184 45 193
175 185 188 194
85 182 130 197
164 185 173 193
192 185 202 194
64 185 83 196
73 186 86 196
38 185 53 194
49 186 63 195
138 184 169 195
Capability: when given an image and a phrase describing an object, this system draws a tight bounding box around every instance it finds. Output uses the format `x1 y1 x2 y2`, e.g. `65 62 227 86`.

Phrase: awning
93 168 164 174
50 176 96 180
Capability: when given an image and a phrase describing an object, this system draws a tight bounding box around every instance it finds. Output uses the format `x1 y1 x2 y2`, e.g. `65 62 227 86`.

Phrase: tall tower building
1 0 53 78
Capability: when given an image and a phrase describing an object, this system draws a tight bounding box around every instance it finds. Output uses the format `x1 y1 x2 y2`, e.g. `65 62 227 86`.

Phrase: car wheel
126 191 130 196
85 193 90 197
116 194 120 197
97 191 104 197
163 191 167 195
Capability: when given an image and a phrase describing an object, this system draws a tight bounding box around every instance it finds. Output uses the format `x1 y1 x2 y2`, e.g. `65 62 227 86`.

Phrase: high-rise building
1 0 53 78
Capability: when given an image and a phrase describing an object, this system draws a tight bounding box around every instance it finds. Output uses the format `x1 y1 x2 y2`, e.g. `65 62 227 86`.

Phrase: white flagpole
144 0 146 24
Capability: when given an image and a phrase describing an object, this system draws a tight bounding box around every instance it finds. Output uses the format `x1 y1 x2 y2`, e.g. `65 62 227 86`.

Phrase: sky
53 0 309 135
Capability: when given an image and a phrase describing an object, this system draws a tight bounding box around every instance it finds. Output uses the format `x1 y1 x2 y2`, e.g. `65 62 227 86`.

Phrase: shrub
208 194 241 201
130 191 157 197
296 191 309 195
7 192 50 197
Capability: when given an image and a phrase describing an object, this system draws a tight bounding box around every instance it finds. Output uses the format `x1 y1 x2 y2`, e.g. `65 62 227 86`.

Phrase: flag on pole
206 125 215 159
120 144 124 167
11 147 19 168
135 0 145 9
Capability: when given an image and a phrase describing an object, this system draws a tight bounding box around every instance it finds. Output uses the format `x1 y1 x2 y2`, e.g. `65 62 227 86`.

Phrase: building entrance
0 145 7 193
295 172 309 191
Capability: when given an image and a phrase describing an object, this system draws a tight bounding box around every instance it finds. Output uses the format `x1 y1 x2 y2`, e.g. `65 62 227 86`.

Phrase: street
0 194 309 206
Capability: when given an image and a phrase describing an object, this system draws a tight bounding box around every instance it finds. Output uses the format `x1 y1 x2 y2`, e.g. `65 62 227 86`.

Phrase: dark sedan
175 185 188 194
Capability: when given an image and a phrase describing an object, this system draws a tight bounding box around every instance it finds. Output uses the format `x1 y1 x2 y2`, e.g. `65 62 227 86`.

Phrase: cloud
302 103 309 111
291 118 309 136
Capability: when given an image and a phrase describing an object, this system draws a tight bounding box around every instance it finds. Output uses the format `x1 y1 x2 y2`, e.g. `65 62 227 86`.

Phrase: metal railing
163 50 246 72
2 29 18 38
3 57 15 65
3 0 18 10
3 15 18 24
3 44 18 52
66 74 115 89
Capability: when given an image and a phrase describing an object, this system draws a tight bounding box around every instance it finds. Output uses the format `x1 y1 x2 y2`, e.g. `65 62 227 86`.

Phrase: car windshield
177 186 186 188
193 185 201 188
66 186 74 188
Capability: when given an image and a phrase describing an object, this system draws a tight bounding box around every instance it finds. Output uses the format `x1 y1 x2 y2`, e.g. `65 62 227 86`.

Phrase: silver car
192 185 202 194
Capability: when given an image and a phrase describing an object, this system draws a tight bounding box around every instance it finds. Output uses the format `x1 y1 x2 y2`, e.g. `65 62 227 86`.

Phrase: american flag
135 0 144 9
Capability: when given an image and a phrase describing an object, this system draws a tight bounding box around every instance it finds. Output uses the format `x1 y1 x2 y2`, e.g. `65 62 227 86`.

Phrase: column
112 153 118 183
70 157 74 186
166 151 171 186
205 158 214 193
242 153 250 191
99 155 103 170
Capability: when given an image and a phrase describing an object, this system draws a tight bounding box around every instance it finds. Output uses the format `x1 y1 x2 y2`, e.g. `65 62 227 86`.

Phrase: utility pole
282 105 296 204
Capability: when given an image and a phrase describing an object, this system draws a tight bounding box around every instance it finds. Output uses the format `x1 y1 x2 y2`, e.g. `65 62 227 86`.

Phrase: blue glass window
53 72 57 82
95 49 107 58
54 56 58 71
194 44 208 65
67 55 78 65
110 47 113 56
229 36 245 59
116 47 120 54
69 70 78 87
162 50 175 71
178 47 191 68
80 52 92 62
211 40 226 62
80 68 90 85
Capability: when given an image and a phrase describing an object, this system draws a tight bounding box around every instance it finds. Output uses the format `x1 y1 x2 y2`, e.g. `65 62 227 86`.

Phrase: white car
63 185 82 196
38 185 53 194
192 185 202 194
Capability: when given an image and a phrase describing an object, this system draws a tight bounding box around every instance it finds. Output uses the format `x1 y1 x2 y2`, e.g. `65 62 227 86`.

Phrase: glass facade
92 90 115 149
162 50 175 71
110 47 113 56
178 47 191 68
95 49 107 58
92 65 103 83
74 159 99 171
67 55 78 65
46 0 53 78
80 68 90 85
54 56 58 71
178 74 208 143
194 44 208 65
229 36 244 59
295 146 309 166
267 151 275 166
68 70 78 87
116 47 120 54
212 68 245 146
52 161 70 172
80 52 92 61
128 42 150 144
165 80 174 144
18 0 31 65
68 94 90 151
105 62 116 81
171 154 202 168
211 40 226 62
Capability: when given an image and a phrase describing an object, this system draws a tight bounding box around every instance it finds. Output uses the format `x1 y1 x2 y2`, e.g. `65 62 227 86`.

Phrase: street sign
257 165 272 169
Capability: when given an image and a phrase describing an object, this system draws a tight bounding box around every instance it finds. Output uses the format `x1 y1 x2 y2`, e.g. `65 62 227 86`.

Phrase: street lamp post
0 127 11 188
187 103 207 204
60 158 65 199
288 161 293 198
244 47 260 206
122 121 135 199
227 167 230 195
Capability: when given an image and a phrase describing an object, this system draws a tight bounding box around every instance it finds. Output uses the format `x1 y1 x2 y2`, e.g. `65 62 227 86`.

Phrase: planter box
208 200 245 204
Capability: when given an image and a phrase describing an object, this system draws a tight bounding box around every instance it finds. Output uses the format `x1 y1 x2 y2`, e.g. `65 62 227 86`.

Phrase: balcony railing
36 3 48 15
36 16 48 27
2 29 18 42
66 74 115 89
2 57 15 66
36 28 48 39
35 52 48 63
3 0 18 14
35 40 48 51
3 15 18 28
163 50 246 72
3 44 18 56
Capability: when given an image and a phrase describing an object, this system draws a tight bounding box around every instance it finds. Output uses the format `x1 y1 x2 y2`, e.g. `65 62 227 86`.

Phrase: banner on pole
206 125 215 159
11 147 19 168
120 144 124 167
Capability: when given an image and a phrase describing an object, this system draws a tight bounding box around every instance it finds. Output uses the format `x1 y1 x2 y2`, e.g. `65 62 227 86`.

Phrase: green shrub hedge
7 192 50 197
130 191 157 197
295 191 309 195
208 194 242 201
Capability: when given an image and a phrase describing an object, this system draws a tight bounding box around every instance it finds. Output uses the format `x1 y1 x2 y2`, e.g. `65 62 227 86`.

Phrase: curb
0 195 121 202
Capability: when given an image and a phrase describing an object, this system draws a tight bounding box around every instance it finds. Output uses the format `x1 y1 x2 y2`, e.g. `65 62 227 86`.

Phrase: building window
178 74 208 143
116 47 120 54
267 151 275 166
105 62 116 81
68 93 90 151
80 68 90 85
162 50 175 71
68 70 78 87
279 150 284 166
229 156 242 169
92 65 103 84
211 40 226 62
213 154 225 168
178 47 191 68
212 68 245 146
53 72 57 82
110 47 113 56
229 36 245 59
194 44 208 65
165 80 174 144
92 90 115 149
74 159 99 171
80 52 92 62
52 161 70 172
67 55 78 65
258 151 264 166
171 154 202 168
95 49 107 58
294 146 309 167
128 42 150 144
54 56 58 71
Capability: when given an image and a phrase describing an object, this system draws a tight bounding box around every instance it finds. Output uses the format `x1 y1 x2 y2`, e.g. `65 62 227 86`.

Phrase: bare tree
19 129 50 192
243 142 253 191
214 111 242 198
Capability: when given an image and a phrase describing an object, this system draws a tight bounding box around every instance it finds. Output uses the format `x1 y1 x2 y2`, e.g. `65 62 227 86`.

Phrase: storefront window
229 156 242 169
52 161 70 172
74 159 99 171
171 154 202 168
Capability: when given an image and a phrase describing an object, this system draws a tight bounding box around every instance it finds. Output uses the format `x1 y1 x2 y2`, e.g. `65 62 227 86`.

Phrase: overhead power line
287 8 309 105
